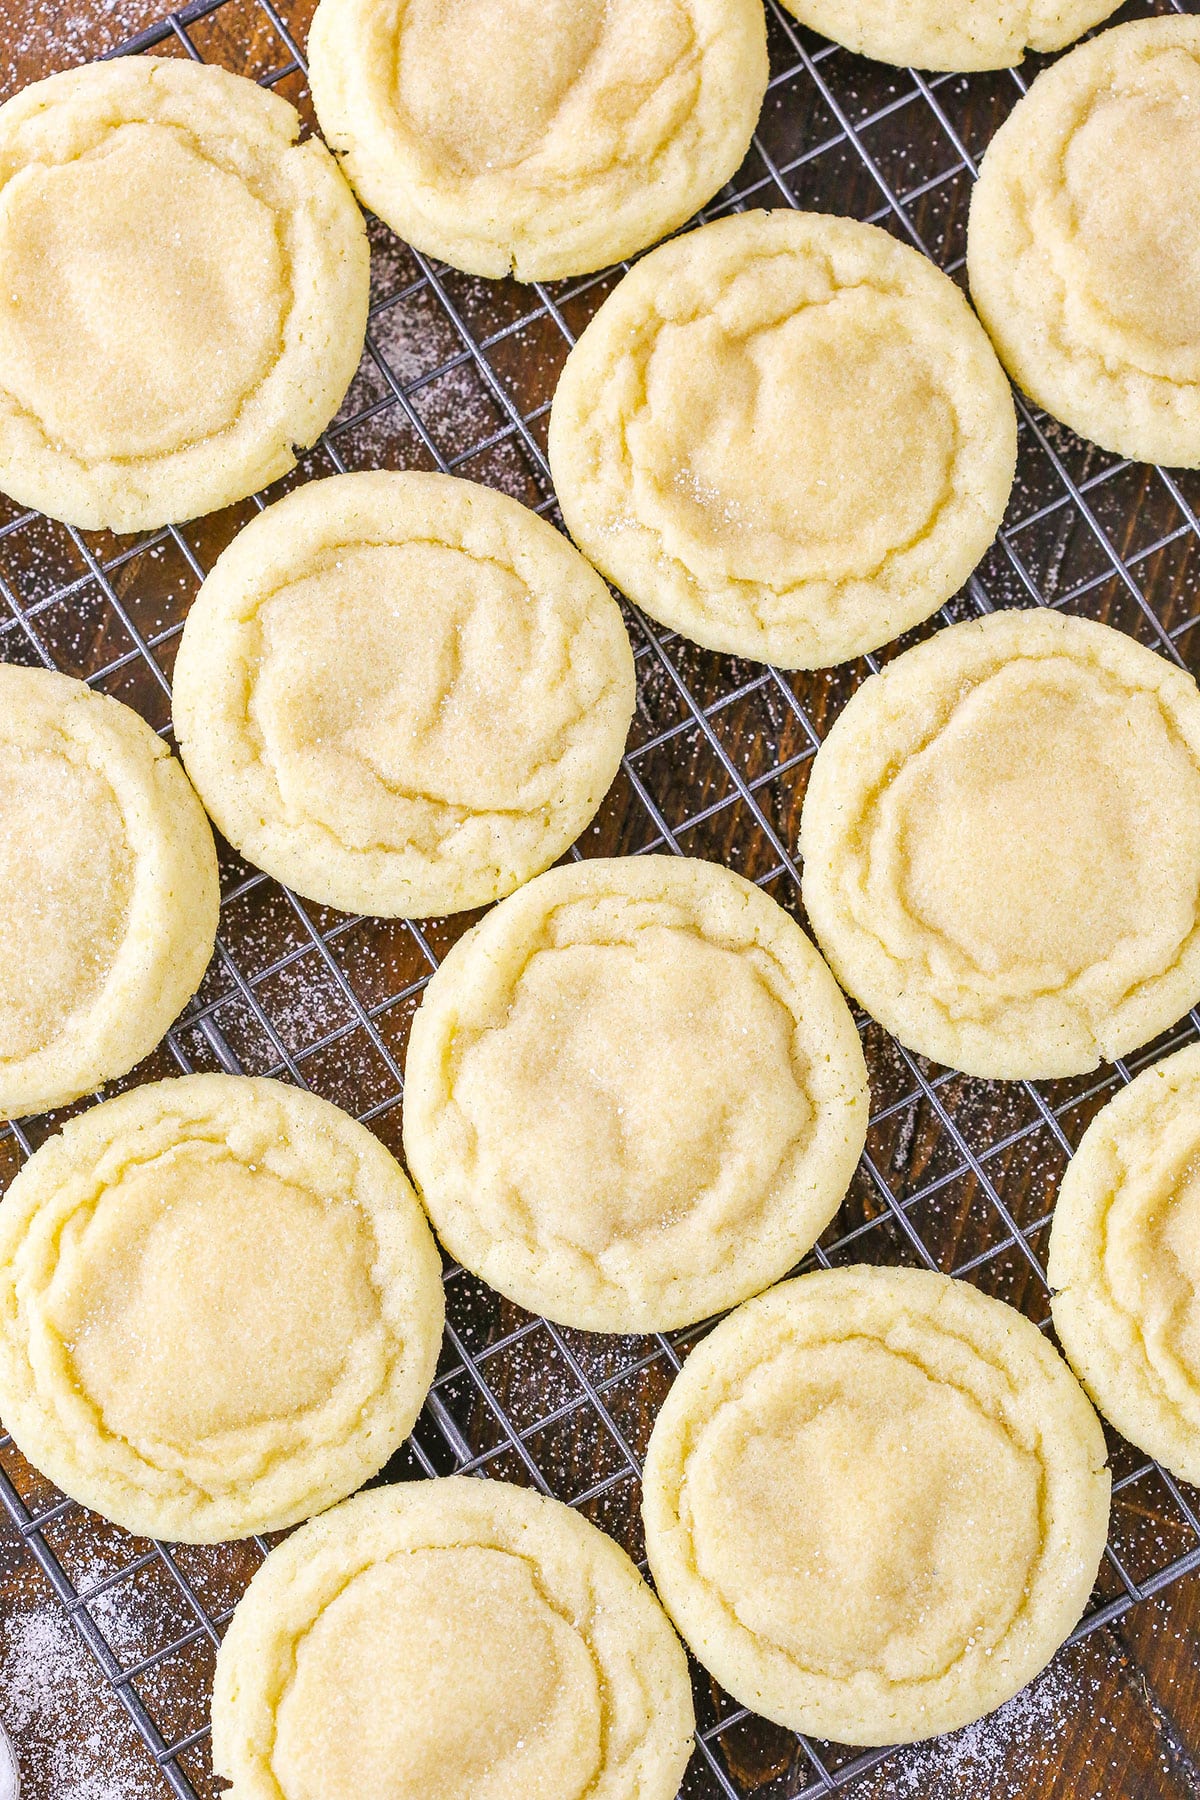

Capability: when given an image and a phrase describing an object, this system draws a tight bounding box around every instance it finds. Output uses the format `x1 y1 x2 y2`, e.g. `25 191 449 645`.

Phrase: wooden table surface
3 1 1200 1796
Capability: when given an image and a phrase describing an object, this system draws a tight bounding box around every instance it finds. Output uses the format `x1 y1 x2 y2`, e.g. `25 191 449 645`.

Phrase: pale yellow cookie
781 0 1120 71
548 210 1016 670
643 1265 1110 1745
172 473 635 919
800 609 1200 1079
212 1476 694 1800
0 59 368 531
1050 1043 1200 1485
0 1075 444 1541
306 0 767 281
0 666 218 1121
969 17 1200 466
403 855 868 1332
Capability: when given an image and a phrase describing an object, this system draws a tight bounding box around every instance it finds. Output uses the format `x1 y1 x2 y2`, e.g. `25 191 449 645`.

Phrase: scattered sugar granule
2 2 164 103
871 1657 1103 1800
1 1601 162 1800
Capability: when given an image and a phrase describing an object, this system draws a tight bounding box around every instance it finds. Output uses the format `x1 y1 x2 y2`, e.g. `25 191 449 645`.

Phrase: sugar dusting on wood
2 1 165 103
882 1661 1095 1798
859 1644 1180 1800
0 1598 162 1800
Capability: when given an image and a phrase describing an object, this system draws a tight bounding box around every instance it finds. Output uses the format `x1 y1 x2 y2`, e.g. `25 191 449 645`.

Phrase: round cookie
642 1265 1110 1745
800 609 1200 1079
548 210 1016 670
780 0 1121 71
969 18 1200 467
0 1074 444 1542
0 59 368 531
0 666 218 1121
1050 1043 1200 1484
212 1477 694 1800
306 0 767 282
172 473 635 919
403 855 868 1332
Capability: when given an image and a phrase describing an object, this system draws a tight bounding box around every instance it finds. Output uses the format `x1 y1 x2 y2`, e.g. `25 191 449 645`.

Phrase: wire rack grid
2 0 1200 1794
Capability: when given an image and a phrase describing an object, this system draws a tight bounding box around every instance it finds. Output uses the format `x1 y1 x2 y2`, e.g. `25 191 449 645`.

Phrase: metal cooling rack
4 0 1200 1793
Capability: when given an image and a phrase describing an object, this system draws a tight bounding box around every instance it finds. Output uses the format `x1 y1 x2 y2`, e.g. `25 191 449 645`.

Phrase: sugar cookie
212 1476 694 1800
969 18 1200 466
307 0 767 280
0 59 368 530
172 473 635 919
548 210 1016 669
0 666 218 1121
0 1074 444 1541
800 609 1200 1079
642 1265 1110 1745
403 855 868 1331
781 0 1120 72
1050 1043 1200 1484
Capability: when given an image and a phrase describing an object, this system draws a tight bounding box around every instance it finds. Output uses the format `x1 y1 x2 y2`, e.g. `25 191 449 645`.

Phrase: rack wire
3 0 1200 1792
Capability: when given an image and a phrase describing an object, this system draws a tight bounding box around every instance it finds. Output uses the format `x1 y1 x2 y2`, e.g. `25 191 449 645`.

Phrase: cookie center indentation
0 122 285 462
271 1546 603 1800
0 745 133 1064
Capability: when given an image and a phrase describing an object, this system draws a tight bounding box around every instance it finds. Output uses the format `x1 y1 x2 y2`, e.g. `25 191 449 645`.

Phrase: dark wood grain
4 0 1200 1796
